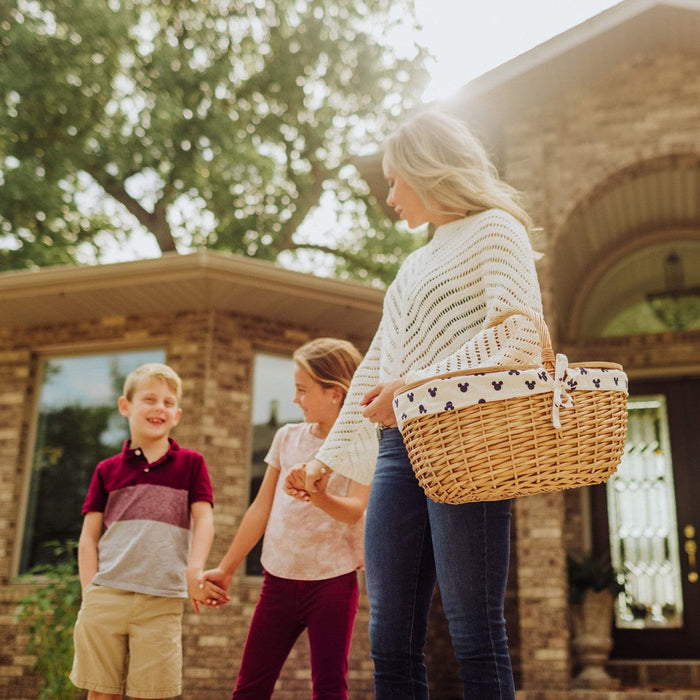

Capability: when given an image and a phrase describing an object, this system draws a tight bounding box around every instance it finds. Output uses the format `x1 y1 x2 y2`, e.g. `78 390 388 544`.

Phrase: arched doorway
551 152 700 343
554 154 700 660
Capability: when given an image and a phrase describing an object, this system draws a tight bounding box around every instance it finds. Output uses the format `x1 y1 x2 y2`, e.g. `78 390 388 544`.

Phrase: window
18 348 165 575
246 353 303 575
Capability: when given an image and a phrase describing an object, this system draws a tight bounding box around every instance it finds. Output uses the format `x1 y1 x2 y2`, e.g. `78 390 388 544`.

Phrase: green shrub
566 550 625 605
15 541 83 700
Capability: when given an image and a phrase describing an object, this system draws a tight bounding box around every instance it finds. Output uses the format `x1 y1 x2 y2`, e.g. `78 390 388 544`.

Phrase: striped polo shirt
82 438 213 598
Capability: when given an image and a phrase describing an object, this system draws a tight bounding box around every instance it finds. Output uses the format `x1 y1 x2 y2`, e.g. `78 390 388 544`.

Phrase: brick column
0 347 32 580
515 491 571 690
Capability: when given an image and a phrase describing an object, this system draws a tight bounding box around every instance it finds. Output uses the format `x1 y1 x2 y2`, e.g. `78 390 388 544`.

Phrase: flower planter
571 588 620 690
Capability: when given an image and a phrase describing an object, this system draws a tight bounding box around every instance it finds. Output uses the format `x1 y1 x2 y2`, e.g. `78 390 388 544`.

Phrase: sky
413 0 623 102
98 0 625 263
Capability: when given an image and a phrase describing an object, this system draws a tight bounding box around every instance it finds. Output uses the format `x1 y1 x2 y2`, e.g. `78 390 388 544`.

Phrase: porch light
646 251 700 330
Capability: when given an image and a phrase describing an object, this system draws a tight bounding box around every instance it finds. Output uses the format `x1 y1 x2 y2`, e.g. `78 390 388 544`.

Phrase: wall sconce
646 251 700 330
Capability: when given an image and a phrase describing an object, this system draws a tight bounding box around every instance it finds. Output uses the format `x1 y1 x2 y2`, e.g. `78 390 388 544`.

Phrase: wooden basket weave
393 309 629 503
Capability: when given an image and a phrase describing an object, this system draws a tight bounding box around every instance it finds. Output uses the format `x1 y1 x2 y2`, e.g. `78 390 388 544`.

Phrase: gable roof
449 0 700 119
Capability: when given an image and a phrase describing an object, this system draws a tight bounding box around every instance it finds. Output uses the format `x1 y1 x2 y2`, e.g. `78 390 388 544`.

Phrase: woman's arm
307 477 371 525
312 327 386 485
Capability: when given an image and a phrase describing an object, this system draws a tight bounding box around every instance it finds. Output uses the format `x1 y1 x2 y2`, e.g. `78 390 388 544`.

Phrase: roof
451 0 700 116
0 250 384 339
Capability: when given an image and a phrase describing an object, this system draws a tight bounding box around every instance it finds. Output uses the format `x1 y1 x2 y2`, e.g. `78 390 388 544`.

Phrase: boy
70 362 226 700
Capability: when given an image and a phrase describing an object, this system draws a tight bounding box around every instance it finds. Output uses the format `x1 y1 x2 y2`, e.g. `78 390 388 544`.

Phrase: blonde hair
293 338 363 404
383 109 534 231
123 362 182 403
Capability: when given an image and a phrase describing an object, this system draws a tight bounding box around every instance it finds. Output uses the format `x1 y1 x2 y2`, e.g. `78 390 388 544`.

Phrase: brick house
360 0 700 693
2 0 700 697
0 251 382 699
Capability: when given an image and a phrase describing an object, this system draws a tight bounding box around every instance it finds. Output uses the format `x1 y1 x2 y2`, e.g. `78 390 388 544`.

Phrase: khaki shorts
70 584 185 698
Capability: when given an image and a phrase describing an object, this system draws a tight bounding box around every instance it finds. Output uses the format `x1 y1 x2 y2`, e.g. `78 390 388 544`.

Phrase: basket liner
394 355 628 432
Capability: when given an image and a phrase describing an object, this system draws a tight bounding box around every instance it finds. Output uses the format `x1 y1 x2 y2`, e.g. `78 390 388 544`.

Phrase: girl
200 338 369 700
289 109 544 699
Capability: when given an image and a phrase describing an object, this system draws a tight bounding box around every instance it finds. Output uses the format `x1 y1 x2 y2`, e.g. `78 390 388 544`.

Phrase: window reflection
19 349 165 574
246 353 303 575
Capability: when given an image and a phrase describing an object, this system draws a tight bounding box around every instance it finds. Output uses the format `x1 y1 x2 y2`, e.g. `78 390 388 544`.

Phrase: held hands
281 378 404 500
283 460 330 499
360 378 405 428
189 568 231 613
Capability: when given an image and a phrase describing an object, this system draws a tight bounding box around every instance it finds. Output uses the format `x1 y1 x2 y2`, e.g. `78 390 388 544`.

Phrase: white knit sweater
315 209 544 485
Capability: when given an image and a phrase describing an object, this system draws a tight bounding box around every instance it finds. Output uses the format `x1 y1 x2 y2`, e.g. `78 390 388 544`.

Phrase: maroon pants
232 570 359 700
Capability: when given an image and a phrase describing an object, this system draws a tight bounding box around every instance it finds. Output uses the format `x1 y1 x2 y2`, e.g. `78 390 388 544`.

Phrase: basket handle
485 309 555 371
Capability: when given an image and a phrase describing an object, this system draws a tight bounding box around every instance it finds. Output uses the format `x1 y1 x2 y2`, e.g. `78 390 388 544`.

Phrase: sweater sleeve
314 325 383 485
315 210 543 484
404 211 543 383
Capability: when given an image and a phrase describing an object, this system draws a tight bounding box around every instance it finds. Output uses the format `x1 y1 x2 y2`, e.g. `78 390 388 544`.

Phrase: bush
14 541 83 700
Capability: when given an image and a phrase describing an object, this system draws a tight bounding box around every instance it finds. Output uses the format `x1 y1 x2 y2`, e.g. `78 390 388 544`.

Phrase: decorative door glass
607 396 684 628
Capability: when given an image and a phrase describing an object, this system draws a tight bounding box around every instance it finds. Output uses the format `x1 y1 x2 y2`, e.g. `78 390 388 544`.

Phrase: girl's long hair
293 338 363 405
384 109 534 232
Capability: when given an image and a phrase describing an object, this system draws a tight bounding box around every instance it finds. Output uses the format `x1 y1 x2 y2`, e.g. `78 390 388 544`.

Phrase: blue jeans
365 428 515 699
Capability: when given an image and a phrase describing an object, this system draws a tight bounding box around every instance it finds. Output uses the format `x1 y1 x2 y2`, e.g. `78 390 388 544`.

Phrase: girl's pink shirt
261 422 365 580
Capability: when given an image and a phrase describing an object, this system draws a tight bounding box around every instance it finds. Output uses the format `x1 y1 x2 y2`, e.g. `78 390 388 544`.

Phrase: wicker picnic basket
393 309 629 504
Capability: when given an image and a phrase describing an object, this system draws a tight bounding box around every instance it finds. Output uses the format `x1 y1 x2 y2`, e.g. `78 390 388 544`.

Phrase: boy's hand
187 568 229 613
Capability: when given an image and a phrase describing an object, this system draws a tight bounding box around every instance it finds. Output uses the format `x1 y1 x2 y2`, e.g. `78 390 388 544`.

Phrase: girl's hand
360 378 405 428
194 569 231 611
285 463 307 490
284 463 311 501
285 466 331 503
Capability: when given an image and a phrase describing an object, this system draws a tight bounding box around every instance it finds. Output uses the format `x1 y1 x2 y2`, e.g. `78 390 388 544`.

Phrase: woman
287 109 543 699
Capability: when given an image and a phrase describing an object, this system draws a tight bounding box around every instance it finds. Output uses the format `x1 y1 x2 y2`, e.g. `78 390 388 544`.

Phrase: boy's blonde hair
123 363 182 403
293 338 363 404
383 109 534 232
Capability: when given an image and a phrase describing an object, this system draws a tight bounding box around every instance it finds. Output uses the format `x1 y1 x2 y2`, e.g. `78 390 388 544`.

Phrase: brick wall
504 50 700 237
502 49 700 343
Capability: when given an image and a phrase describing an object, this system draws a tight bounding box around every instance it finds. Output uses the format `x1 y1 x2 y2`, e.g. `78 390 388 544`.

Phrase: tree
0 0 429 282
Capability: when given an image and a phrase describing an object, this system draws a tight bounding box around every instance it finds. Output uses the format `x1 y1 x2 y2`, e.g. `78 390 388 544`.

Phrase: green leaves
567 551 625 605
14 541 82 700
1 0 428 284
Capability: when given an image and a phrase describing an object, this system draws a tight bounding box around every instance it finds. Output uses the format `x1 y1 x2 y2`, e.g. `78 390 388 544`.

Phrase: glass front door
592 377 700 658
